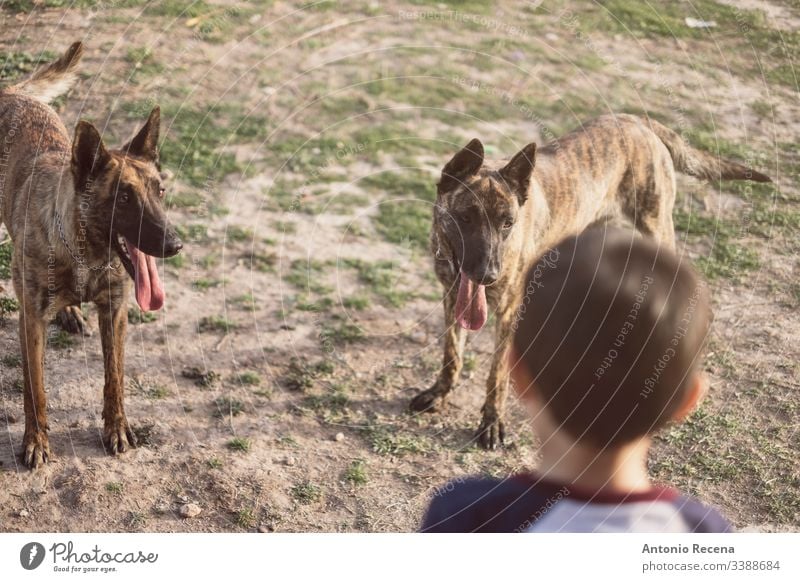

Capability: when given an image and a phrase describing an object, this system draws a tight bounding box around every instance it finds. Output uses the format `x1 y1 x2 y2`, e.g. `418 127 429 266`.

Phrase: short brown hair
512 225 711 447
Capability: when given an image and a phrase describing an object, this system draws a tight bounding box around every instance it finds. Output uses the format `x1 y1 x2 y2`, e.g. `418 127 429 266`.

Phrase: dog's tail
3 41 84 104
647 117 771 183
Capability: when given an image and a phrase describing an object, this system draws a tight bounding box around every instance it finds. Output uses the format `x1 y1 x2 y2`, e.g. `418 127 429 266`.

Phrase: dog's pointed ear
438 138 484 193
121 106 160 161
500 143 536 204
72 120 112 191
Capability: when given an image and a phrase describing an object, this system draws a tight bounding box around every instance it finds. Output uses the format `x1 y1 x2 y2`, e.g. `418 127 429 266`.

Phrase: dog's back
0 42 83 231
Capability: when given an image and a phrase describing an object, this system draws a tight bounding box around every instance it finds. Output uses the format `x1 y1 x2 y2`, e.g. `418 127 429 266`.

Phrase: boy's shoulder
420 474 732 533
420 474 569 533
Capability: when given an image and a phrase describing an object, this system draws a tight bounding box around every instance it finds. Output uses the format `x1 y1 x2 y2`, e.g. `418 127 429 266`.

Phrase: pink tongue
455 272 487 331
125 240 165 311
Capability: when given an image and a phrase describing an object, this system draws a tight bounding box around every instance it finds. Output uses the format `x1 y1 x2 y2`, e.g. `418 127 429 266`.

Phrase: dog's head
435 138 536 330
70 107 182 311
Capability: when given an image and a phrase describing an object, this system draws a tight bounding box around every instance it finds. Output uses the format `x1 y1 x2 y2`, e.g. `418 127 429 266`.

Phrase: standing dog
0 42 183 468
411 114 770 449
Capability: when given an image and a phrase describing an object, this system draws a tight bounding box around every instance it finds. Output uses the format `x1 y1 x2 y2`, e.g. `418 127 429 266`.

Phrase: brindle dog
0 42 183 469
411 114 770 449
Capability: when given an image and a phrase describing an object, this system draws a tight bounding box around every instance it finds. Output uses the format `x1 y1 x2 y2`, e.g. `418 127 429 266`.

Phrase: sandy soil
0 0 797 532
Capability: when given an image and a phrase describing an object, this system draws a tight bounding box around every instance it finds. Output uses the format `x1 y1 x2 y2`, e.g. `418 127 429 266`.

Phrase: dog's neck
45 167 109 270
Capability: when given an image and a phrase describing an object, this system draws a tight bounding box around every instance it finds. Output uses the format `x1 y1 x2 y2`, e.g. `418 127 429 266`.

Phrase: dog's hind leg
476 310 514 450
17 291 50 469
97 296 137 455
410 287 464 413
55 304 91 336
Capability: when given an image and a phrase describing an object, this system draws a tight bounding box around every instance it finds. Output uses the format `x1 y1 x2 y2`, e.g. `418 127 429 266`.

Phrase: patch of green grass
182 367 219 388
750 100 774 119
343 259 416 307
155 101 268 187
272 220 297 234
105 482 124 495
193 278 223 291
344 459 368 485
582 0 765 39
696 239 760 281
226 225 253 243
291 481 322 505
303 385 350 415
462 353 477 373
364 425 432 456
207 457 223 469
294 294 333 312
234 371 262 386
227 437 251 452
0 239 13 278
361 171 435 249
235 507 256 529
145 385 170 400
130 376 169 400
175 223 209 243
2 354 20 367
673 208 762 281
197 315 235 333
140 0 248 41
0 296 19 318
166 253 186 269
320 321 365 346
128 307 157 324
0 49 57 80
127 511 147 529
342 295 370 310
685 125 754 161
48 330 73 349
285 259 333 295
282 357 334 391
125 46 163 80
243 252 277 273
229 293 258 311
213 396 245 418
673 209 736 238
166 190 205 210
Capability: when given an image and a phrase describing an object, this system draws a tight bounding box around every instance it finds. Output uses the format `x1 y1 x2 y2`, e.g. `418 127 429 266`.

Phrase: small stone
258 526 271 533
334 432 345 442
6 414 17 424
284 456 296 466
18 509 29 518
179 503 202 518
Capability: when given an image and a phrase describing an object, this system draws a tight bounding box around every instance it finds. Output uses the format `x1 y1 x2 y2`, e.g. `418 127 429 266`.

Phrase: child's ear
671 372 709 422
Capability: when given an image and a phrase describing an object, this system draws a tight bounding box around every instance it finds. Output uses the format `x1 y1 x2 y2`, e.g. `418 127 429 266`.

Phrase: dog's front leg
477 312 514 450
410 286 464 413
18 296 50 469
97 298 137 455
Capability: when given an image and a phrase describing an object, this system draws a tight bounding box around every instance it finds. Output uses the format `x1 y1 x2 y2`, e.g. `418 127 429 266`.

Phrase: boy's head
511 225 711 449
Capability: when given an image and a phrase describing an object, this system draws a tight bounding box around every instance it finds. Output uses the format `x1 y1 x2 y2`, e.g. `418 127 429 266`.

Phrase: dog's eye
158 186 166 198
119 193 130 204
502 219 514 229
459 214 471 224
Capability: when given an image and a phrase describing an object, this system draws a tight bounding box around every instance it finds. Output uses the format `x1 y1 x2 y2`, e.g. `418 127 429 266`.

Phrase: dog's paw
22 430 50 469
56 305 91 336
476 413 505 451
104 417 138 455
409 386 448 413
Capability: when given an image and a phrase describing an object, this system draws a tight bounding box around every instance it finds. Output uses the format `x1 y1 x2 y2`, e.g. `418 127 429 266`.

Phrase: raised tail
3 41 83 104
646 117 771 183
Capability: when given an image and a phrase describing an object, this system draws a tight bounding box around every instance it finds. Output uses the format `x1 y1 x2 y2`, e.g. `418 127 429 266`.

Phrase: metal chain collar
53 212 119 272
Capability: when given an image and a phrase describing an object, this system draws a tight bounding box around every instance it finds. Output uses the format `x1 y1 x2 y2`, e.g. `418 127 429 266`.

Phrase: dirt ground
0 0 797 532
